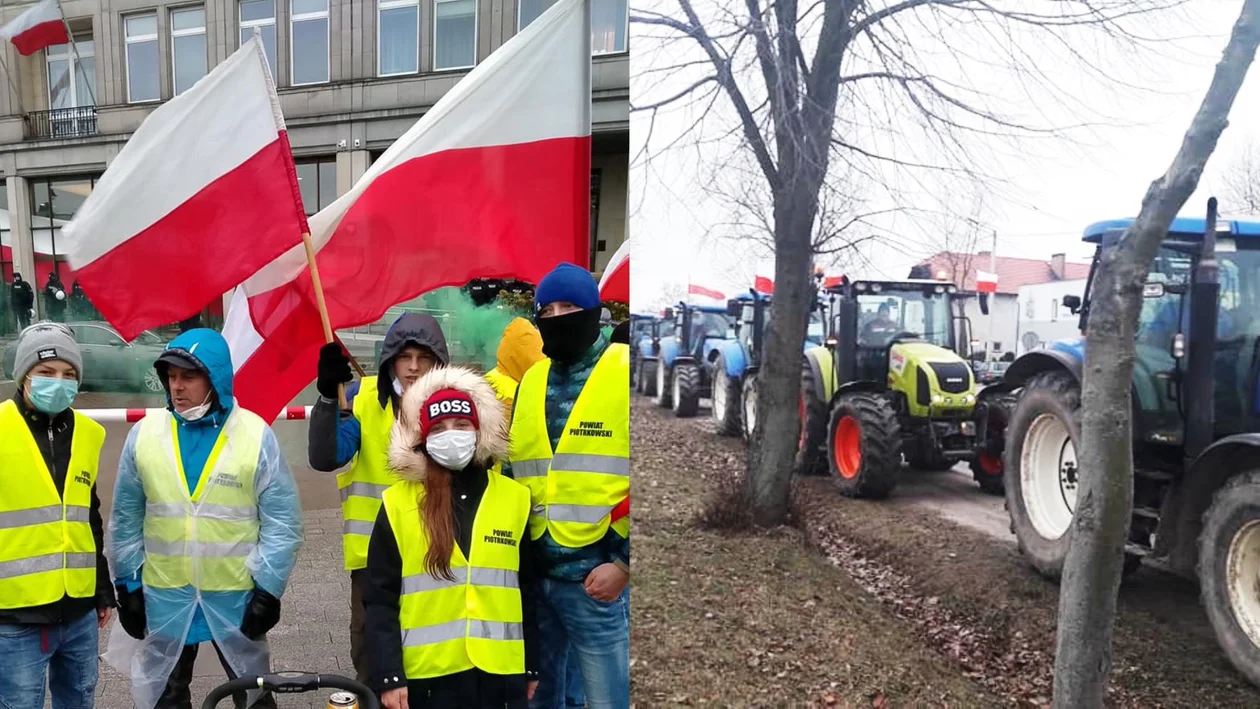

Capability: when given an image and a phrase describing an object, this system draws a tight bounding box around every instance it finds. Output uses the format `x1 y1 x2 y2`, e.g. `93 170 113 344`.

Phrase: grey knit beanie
14 322 83 383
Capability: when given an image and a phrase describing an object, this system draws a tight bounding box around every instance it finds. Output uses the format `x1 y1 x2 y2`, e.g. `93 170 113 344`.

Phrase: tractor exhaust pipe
1184 197 1220 462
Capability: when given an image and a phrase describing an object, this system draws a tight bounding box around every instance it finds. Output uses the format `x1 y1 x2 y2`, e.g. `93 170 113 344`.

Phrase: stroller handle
199 672 380 709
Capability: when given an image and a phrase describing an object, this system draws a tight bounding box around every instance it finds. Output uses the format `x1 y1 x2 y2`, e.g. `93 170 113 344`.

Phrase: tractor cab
650 302 734 417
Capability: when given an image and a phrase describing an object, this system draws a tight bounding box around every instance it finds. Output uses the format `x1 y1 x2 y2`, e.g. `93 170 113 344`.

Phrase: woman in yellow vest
485 318 545 410
0 323 112 709
309 314 450 684
363 366 538 709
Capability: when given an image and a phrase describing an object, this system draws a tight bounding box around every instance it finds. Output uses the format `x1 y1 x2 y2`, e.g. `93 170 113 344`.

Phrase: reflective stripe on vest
134 408 264 592
338 376 397 571
508 344 631 546
0 400 103 609
382 472 530 680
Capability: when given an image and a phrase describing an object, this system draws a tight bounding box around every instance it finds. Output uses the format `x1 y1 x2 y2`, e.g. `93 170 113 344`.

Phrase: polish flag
687 284 725 302
754 262 775 295
228 0 591 419
1 0 69 56
823 275 846 289
976 270 999 294
64 35 306 341
599 238 629 304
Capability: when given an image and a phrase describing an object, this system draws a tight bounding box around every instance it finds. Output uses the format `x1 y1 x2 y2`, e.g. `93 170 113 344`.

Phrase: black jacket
309 313 451 472
363 464 538 707
11 279 34 309
0 392 115 625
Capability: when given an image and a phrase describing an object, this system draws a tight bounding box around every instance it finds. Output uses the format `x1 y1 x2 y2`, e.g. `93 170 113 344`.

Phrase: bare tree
1218 140 1260 214
633 0 1182 524
1055 3 1260 706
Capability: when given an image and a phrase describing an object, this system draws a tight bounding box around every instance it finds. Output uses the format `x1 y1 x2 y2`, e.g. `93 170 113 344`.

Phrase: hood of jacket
495 317 544 383
159 328 235 422
377 313 451 408
388 366 506 483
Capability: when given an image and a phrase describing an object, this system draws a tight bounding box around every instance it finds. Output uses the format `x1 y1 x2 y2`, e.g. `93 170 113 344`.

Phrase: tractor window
807 308 825 344
695 312 731 340
856 291 951 349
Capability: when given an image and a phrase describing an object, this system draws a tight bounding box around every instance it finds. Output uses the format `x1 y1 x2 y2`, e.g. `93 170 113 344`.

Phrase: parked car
4 322 169 393
970 359 1010 386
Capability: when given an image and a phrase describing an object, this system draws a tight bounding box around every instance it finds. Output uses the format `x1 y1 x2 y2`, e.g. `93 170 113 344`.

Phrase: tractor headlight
932 393 944 404
964 394 975 405
856 283 868 292
934 285 945 294
871 283 883 293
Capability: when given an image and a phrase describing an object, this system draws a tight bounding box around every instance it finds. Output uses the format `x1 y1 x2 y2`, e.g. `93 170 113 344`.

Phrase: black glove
240 586 282 640
115 585 147 639
317 343 352 400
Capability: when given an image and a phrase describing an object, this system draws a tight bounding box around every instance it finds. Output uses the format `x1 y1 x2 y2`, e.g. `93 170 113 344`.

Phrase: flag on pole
63 34 306 341
976 270 999 294
754 262 775 295
687 284 725 301
0 0 68 56
599 238 629 304
228 0 591 419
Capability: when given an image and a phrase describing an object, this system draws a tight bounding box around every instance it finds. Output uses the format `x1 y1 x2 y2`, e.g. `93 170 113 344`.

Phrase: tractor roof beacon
651 301 735 419
804 277 980 497
995 204 1260 688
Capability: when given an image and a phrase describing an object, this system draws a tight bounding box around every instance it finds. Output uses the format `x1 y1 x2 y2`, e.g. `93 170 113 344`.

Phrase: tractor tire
827 393 902 499
1005 371 1114 579
639 359 658 396
653 363 672 408
672 362 701 417
795 359 829 476
972 391 1018 495
711 355 742 436
907 448 954 472
741 374 758 442
1198 469 1260 687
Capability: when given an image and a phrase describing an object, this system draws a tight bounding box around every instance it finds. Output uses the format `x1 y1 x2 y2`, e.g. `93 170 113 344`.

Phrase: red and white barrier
78 406 313 424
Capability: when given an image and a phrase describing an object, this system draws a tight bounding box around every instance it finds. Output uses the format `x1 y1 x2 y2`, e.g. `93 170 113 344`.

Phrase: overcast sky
628 2 1260 310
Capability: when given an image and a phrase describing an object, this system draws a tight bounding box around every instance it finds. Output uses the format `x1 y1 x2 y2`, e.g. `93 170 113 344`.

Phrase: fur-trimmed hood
389 366 508 482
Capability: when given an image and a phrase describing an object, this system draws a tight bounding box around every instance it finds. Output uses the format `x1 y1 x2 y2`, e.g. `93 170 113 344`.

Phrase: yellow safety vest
0 401 102 609
508 344 630 546
383 471 530 679
338 376 398 571
134 408 264 592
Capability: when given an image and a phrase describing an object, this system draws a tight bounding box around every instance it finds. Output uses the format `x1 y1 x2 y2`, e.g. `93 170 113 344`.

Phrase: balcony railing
24 106 98 140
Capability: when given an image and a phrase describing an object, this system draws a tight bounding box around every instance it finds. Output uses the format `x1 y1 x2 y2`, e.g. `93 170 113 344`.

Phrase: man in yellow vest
506 263 630 709
308 313 450 684
485 317 545 411
108 329 303 709
0 323 112 709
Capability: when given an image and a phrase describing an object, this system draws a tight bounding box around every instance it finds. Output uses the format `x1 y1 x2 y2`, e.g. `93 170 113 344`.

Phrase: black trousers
156 642 279 709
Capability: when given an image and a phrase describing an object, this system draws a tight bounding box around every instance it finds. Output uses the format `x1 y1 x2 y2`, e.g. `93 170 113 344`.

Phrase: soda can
327 692 359 709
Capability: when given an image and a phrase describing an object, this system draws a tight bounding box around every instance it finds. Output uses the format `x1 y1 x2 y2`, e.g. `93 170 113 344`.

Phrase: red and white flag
1 0 68 56
64 34 306 341
687 283 725 302
228 0 591 419
976 269 999 294
599 238 629 304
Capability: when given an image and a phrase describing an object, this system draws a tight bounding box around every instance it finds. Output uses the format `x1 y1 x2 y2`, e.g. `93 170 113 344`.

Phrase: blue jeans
0 610 99 709
531 579 629 709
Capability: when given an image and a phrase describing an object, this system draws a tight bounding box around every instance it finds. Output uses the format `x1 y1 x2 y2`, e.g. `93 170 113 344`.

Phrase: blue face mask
27 376 79 415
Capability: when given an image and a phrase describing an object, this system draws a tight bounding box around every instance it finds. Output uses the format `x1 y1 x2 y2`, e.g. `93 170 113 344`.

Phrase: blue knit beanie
534 262 600 313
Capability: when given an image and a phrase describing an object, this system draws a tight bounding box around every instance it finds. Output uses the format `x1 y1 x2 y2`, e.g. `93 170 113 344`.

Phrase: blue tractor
629 313 660 394
651 302 736 417
987 204 1260 686
708 291 830 438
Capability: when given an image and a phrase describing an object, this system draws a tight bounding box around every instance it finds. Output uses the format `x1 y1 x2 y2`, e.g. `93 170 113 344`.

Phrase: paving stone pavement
91 508 359 709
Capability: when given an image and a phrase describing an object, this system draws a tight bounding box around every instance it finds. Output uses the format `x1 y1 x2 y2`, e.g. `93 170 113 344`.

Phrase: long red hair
419 466 457 581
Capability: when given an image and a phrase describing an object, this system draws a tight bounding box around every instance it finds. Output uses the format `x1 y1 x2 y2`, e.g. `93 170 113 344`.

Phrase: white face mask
177 393 213 422
392 377 405 396
426 429 477 471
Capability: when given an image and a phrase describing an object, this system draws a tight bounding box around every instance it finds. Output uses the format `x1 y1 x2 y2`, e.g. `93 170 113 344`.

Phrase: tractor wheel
672 362 701 417
631 352 639 390
1199 470 1260 687
711 355 742 436
653 363 672 408
827 393 902 499
795 359 828 476
1004 370 1083 578
741 374 758 442
907 448 954 472
972 391 1018 495
639 359 658 396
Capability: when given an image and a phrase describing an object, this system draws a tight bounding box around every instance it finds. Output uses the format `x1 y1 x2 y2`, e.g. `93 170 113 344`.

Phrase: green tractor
799 277 980 497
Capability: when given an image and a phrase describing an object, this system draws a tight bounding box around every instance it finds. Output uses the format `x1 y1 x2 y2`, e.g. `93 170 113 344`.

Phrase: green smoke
416 287 532 371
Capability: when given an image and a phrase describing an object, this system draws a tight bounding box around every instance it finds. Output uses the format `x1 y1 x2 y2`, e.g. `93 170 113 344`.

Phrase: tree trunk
1053 4 1260 706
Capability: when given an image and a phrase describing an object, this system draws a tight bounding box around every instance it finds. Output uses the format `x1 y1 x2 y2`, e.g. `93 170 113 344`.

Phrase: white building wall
1016 279 1088 355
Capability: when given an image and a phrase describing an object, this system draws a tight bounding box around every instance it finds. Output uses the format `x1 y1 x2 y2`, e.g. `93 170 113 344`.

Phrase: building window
592 0 627 53
378 0 418 76
240 0 277 76
46 36 95 109
1051 299 1058 321
29 176 103 323
296 158 337 215
1025 298 1034 318
291 0 329 85
518 0 550 29
124 13 159 103
171 7 207 96
433 0 475 71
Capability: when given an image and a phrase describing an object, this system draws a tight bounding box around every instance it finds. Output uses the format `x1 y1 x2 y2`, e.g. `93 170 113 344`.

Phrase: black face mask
538 307 602 364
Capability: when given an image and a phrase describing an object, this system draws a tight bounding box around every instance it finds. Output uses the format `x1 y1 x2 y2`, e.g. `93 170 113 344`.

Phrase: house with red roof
912 251 1091 359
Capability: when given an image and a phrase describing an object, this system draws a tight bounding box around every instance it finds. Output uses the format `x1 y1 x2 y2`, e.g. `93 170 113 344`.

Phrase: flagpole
58 14 96 108
301 232 351 410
